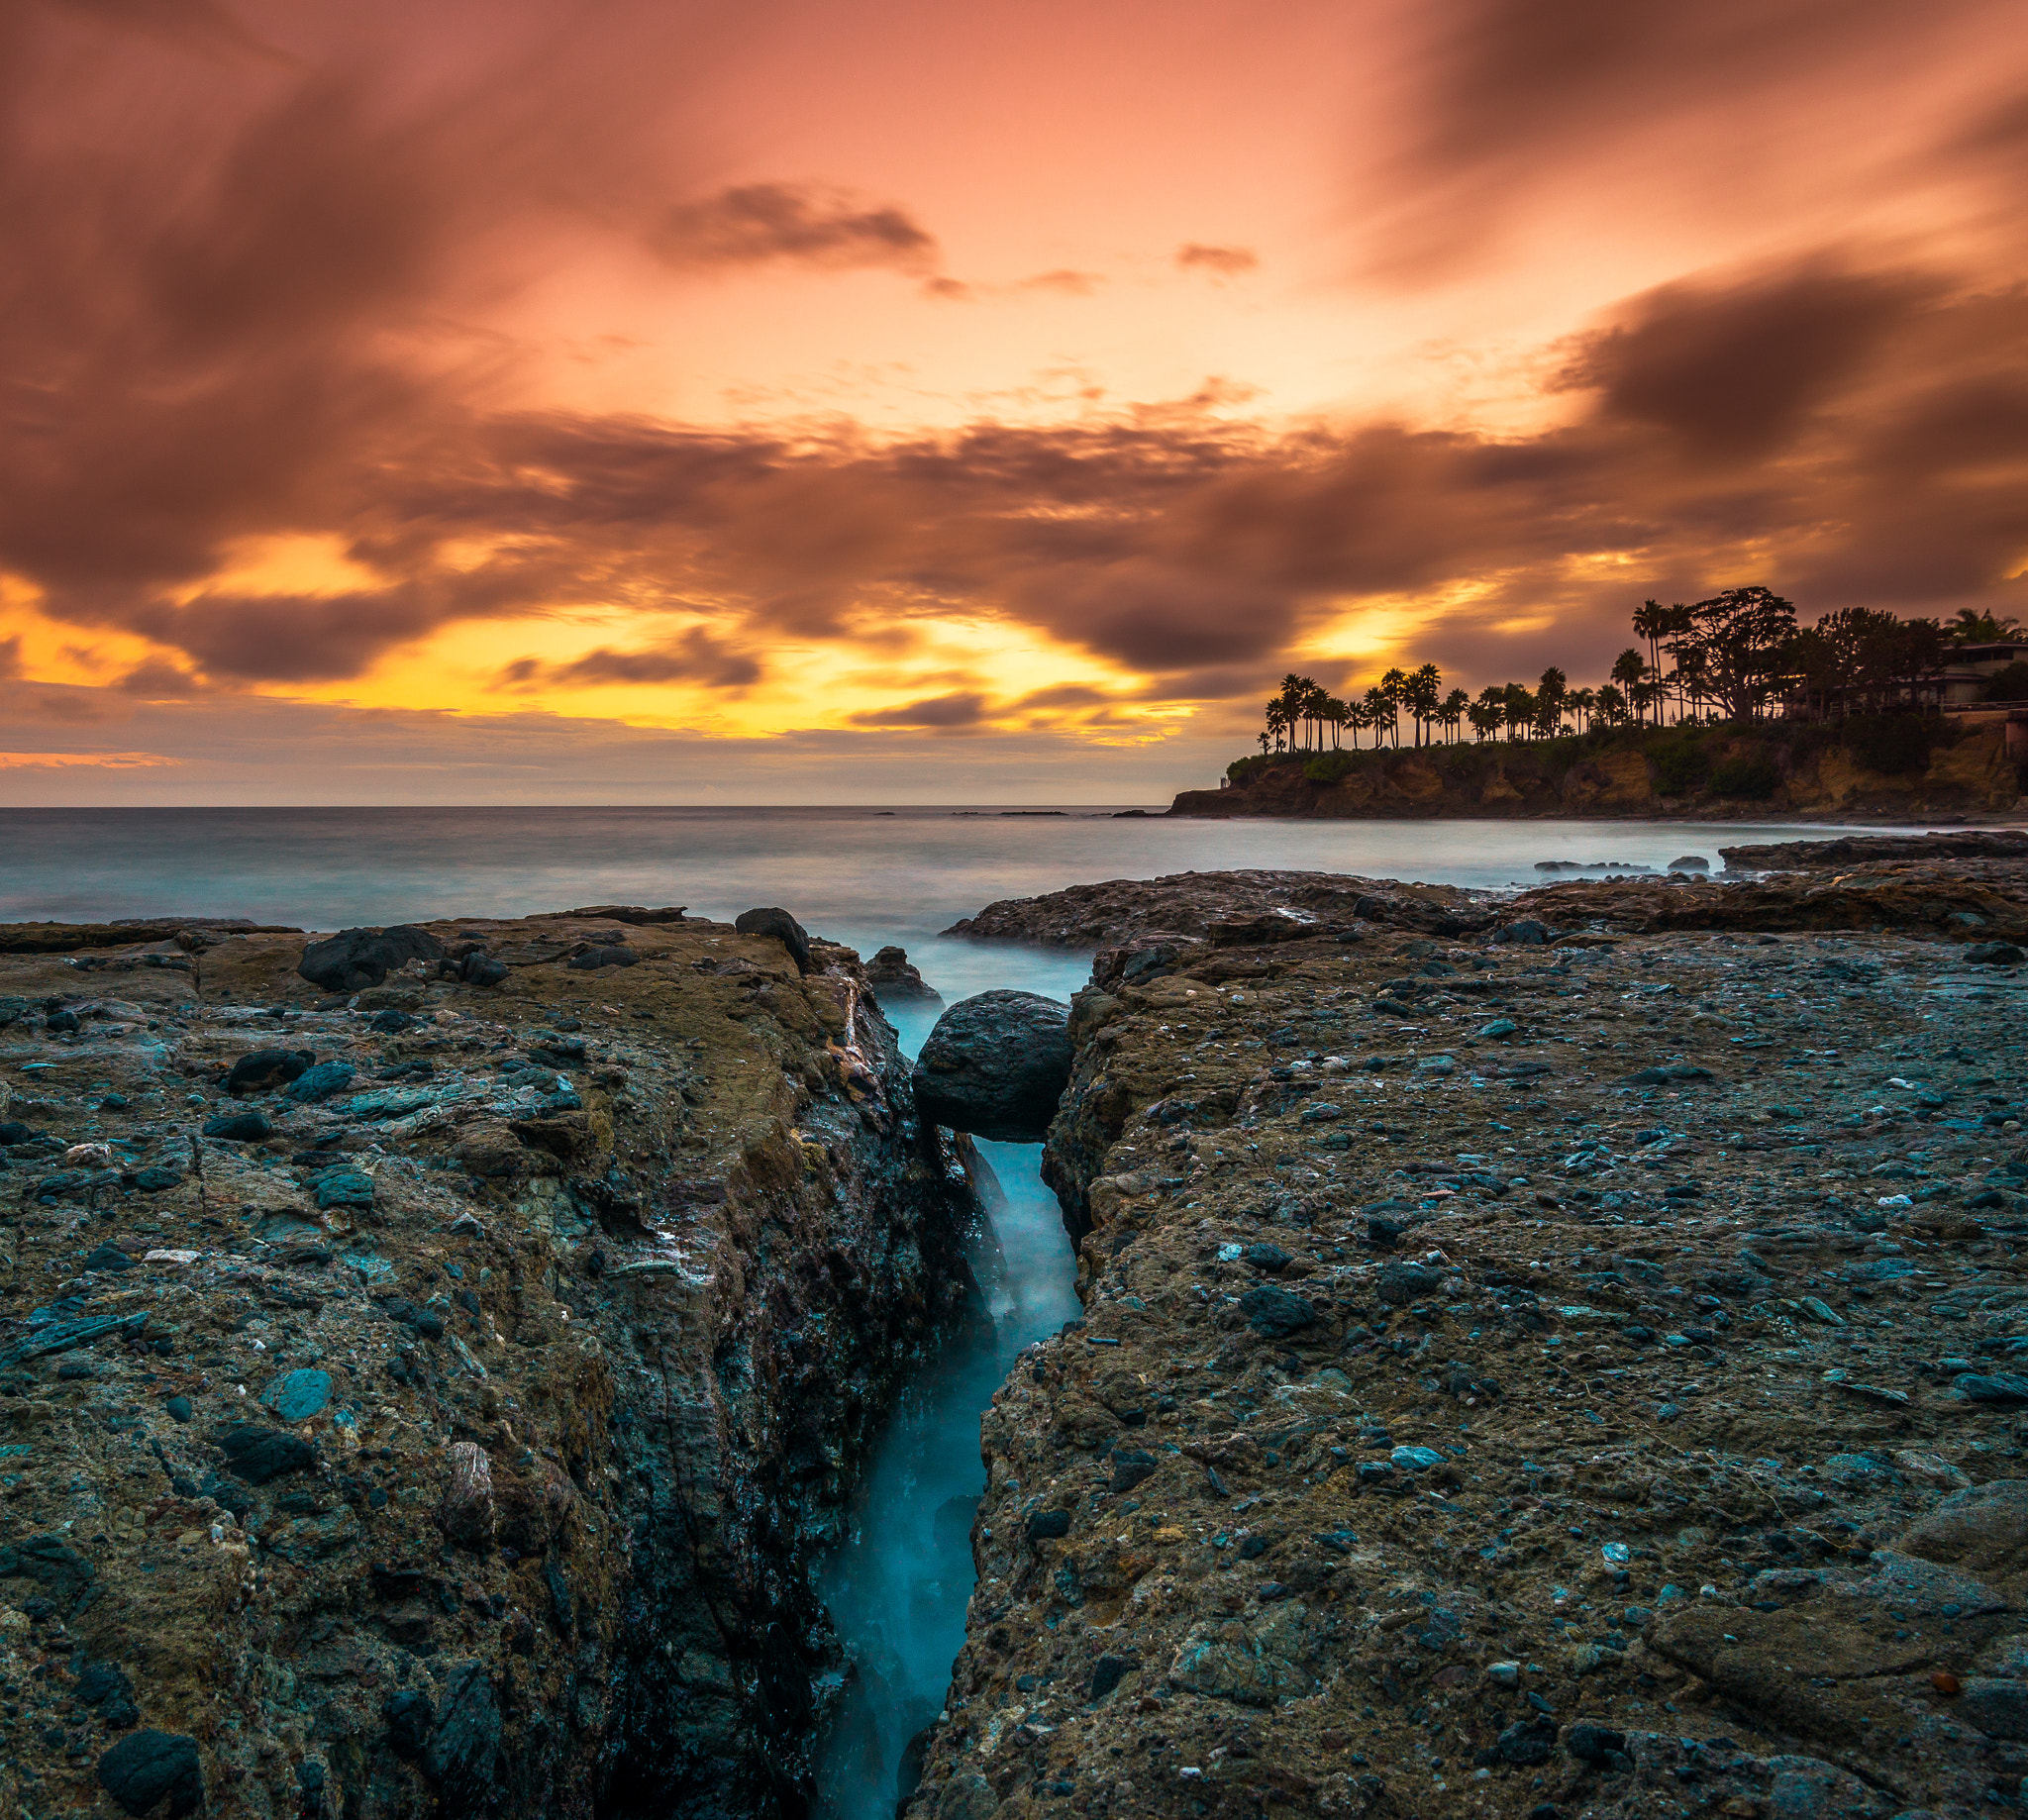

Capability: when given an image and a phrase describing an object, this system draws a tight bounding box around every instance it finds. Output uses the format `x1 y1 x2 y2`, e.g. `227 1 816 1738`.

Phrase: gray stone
913 991 1072 1142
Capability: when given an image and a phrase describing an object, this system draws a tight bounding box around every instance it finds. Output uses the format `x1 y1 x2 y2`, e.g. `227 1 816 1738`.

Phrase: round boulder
735 907 811 974
912 989 1071 1141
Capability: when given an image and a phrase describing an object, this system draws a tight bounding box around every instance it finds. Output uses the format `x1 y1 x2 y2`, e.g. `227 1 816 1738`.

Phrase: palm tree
1609 648 1647 726
1366 683 1396 748
1471 685 1504 742
1440 687 1470 744
1502 682 1535 741
1570 686 1595 733
1403 662 1442 748
1377 668 1408 747
1595 682 1627 726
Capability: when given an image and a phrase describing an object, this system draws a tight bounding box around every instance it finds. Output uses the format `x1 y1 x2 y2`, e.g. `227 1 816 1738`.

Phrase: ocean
0 804 1900 1816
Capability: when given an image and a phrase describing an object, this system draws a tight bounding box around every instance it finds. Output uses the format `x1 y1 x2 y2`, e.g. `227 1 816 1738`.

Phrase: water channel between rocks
811 966 1085 1820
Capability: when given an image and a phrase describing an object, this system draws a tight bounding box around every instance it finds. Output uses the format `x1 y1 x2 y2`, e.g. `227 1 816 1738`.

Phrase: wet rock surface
914 992 1075 1144
0 909 974 1818
905 856 2028 1819
944 870 1498 952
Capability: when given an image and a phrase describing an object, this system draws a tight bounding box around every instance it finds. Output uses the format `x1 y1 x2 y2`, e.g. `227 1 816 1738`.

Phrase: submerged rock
912 989 1072 1141
865 945 944 1005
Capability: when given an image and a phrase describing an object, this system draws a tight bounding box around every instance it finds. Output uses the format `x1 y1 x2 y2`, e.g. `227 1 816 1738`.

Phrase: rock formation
902 847 2028 1820
0 910 972 1818
912 992 1074 1143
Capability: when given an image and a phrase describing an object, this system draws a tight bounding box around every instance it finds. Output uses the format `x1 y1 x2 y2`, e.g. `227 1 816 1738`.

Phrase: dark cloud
530 627 761 690
1375 0 2017 270
19 257 2026 704
848 692 989 730
117 658 201 697
0 634 21 677
653 182 939 274
1558 265 1936 456
1175 244 1258 277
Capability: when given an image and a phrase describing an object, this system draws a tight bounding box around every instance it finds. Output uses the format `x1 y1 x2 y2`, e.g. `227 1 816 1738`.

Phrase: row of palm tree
1257 594 2024 754
1260 663 1641 752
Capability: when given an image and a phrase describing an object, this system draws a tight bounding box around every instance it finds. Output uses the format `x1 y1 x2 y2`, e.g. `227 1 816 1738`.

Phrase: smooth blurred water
0 804 1906 966
0 802 1901 1818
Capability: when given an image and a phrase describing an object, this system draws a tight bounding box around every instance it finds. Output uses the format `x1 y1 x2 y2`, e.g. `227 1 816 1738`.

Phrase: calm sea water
0 804 1903 1817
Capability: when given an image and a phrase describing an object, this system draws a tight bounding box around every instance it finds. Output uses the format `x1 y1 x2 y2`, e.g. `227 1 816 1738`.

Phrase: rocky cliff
1169 718 2027 821
904 854 2028 1820
0 910 975 1819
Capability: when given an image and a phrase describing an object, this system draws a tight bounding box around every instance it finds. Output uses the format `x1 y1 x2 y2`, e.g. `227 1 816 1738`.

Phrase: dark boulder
97 1730 204 1817
1496 1716 1559 1766
865 945 944 1005
223 1048 314 1094
202 1110 272 1143
1377 1261 1442 1304
422 1662 502 1815
912 990 1072 1141
216 1424 316 1483
1492 920 1551 946
1965 941 2026 966
459 952 508 987
735 907 812 974
566 944 637 970
76 1659 140 1729
1238 1285 1317 1337
297 925 446 993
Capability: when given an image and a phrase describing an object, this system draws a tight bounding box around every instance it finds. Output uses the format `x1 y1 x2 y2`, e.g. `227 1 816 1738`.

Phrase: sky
4 0 2026 803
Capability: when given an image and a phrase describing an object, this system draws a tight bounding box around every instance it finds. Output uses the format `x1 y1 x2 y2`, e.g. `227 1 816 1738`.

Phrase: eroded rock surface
0 910 973 1819
944 871 1496 952
906 869 2028 1819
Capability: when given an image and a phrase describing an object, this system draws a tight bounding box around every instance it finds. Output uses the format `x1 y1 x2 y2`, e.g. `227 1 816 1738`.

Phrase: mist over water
0 804 1904 1816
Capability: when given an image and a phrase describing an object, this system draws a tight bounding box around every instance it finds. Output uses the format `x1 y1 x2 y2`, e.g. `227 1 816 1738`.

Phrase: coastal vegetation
1255 589 2023 756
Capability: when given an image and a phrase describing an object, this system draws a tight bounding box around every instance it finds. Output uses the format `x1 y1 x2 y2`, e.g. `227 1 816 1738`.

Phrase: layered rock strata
0 911 973 1819
907 869 2028 1819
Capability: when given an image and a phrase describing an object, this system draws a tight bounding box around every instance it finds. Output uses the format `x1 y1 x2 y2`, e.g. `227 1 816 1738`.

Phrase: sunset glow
5 0 2026 801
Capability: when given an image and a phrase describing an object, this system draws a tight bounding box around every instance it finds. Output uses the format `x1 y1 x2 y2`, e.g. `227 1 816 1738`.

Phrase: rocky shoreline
10 834 2028 1820
0 909 975 1819
904 841 2028 1820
